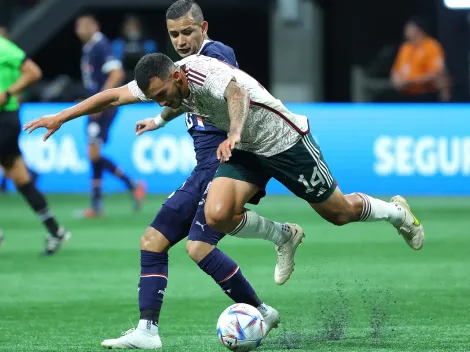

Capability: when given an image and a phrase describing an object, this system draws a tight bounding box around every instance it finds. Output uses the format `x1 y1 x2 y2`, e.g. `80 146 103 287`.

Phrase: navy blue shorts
87 108 117 145
150 164 225 246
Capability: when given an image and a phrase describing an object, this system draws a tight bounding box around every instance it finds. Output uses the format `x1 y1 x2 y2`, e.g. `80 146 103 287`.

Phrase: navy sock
198 248 262 307
101 156 134 191
17 181 60 236
139 250 168 325
91 160 103 212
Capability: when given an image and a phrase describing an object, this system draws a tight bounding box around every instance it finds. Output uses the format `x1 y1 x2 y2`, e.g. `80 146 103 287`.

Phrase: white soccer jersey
128 55 310 157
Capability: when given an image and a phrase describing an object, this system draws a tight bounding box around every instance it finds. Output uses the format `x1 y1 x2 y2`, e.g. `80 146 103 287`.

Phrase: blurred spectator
112 15 157 82
0 25 7 38
390 17 445 102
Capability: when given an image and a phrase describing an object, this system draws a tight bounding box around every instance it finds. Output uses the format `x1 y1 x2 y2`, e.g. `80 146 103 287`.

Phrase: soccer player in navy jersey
26 1 304 348
75 14 146 218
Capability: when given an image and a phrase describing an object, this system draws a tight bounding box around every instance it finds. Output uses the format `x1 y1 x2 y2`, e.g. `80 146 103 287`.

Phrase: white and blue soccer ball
216 303 266 351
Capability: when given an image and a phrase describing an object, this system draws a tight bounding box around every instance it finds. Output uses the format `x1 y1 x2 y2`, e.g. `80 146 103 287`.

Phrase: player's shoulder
0 37 25 60
91 32 112 52
0 37 21 52
201 40 237 65
202 40 235 55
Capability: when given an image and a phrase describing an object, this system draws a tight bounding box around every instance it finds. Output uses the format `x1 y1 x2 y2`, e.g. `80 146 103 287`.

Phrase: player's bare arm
135 106 186 136
0 59 42 106
101 68 125 92
23 84 139 141
217 79 250 162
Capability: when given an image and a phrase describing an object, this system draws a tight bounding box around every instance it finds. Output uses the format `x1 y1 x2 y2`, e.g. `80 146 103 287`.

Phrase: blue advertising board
13 103 470 196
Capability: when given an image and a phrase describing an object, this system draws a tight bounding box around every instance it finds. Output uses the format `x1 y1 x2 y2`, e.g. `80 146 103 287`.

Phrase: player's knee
140 227 171 252
4 157 31 187
204 202 234 232
88 144 100 162
186 240 215 263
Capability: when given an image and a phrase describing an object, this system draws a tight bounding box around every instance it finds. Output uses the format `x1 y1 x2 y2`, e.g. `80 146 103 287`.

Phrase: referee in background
0 26 71 255
0 27 38 192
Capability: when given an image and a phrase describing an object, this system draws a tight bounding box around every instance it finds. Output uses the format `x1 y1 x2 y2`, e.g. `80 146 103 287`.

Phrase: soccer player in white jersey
25 53 424 266
123 53 424 252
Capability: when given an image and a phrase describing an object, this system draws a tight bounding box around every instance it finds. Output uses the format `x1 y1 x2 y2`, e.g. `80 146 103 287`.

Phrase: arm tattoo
225 80 250 137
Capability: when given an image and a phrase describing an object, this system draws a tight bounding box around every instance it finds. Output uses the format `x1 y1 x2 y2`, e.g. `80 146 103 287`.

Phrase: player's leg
97 111 146 211
205 150 304 285
101 208 192 350
102 187 198 349
310 188 423 249
0 166 7 193
187 193 280 335
3 156 71 254
86 138 104 217
269 133 424 250
0 115 71 255
205 150 292 246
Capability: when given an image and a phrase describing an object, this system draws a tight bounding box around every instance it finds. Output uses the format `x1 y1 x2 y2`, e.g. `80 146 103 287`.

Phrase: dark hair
134 53 175 92
166 0 204 23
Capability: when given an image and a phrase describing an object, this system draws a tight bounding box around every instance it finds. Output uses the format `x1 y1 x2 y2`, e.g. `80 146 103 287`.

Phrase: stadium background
2 1 470 351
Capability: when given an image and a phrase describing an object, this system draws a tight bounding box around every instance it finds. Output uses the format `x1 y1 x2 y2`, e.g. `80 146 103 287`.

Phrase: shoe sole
101 340 162 349
275 224 306 285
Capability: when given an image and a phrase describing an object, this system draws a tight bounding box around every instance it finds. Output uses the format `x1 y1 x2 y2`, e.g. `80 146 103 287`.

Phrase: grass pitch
1 194 469 351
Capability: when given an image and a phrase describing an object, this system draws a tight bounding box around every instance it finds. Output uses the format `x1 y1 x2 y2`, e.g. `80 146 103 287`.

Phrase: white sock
229 210 291 246
137 319 159 336
356 193 404 227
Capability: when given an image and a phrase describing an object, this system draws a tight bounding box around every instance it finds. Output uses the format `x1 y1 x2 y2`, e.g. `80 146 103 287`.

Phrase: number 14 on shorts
298 166 327 195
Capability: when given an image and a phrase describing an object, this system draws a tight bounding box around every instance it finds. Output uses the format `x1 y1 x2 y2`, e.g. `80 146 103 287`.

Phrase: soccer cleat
260 305 280 338
101 328 162 349
274 223 306 285
132 181 147 212
390 195 424 250
42 227 71 256
74 208 104 219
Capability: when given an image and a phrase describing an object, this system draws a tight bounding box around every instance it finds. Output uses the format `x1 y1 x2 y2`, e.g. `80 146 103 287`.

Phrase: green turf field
0 194 469 351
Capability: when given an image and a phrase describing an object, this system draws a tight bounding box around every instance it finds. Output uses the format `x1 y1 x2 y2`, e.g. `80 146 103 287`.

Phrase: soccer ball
216 303 266 351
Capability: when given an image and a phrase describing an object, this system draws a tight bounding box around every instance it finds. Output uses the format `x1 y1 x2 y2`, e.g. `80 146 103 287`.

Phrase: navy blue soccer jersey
186 40 237 168
81 32 123 96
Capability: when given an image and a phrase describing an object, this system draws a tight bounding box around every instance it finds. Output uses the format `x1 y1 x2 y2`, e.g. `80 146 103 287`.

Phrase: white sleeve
202 66 235 100
99 41 122 74
102 58 122 74
127 80 152 102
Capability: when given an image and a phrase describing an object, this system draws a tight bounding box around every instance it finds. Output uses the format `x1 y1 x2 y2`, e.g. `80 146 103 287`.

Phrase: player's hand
23 114 63 141
136 118 159 136
217 134 241 163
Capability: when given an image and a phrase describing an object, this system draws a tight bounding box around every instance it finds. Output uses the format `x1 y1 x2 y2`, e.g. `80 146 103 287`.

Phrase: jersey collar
84 32 104 51
197 39 212 55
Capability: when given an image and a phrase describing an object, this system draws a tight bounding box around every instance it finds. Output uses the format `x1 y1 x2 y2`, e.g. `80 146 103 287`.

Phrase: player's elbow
22 59 42 82
31 66 43 81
